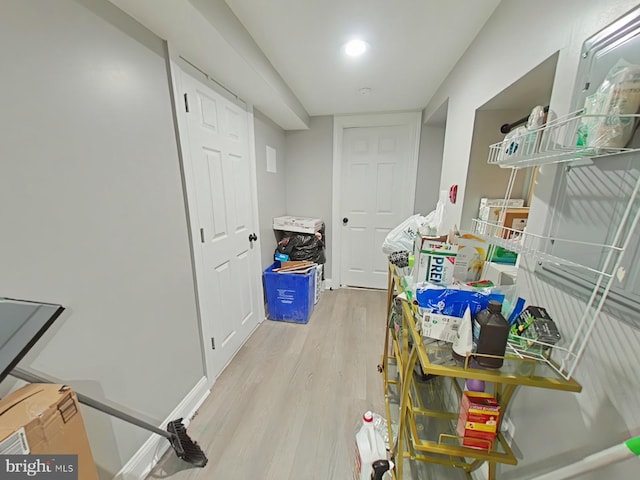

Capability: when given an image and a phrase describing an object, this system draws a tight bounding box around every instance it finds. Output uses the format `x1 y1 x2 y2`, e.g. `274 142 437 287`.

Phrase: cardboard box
502 208 529 237
413 236 458 285
453 233 487 283
272 215 323 234
457 391 501 450
484 262 518 286
478 207 529 238
0 384 99 480
511 305 561 350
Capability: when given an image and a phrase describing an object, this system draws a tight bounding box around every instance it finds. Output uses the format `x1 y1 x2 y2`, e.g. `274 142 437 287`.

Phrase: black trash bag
276 231 326 264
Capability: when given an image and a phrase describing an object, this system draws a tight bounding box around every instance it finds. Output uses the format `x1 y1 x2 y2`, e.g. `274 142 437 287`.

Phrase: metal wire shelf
487 110 640 168
470 219 623 279
476 120 640 381
470 215 639 380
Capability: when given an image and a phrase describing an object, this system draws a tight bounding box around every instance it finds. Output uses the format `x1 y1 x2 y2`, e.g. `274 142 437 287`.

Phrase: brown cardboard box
479 206 529 239
502 207 529 238
0 384 99 480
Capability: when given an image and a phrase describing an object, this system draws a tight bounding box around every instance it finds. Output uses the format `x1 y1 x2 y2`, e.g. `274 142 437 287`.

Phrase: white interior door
340 124 417 289
176 66 261 380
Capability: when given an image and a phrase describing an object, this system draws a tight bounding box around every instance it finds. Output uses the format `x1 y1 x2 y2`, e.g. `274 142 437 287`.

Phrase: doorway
332 112 421 289
171 60 264 383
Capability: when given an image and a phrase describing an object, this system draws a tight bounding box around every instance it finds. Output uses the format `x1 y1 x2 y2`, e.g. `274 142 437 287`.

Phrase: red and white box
456 391 501 450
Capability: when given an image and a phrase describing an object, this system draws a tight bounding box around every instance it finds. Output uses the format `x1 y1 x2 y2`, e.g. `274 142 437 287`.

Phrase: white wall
284 116 334 276
0 1 204 477
427 1 640 478
414 126 445 215
253 109 288 270
109 0 309 130
424 0 640 229
460 109 529 230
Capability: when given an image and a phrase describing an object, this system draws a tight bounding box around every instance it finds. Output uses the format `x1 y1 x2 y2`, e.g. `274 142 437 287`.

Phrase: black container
474 300 509 368
372 460 392 480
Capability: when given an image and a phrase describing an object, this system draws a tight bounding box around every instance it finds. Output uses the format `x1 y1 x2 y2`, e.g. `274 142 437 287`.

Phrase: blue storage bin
263 263 315 323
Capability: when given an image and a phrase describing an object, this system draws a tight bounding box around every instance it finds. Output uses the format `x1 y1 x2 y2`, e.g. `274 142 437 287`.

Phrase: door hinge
184 93 190 113
200 228 205 243
211 337 216 350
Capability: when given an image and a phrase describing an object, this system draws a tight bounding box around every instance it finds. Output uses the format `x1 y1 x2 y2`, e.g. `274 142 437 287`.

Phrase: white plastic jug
354 411 388 480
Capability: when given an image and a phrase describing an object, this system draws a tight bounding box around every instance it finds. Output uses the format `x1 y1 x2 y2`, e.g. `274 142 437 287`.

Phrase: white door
177 67 261 380
340 124 417 289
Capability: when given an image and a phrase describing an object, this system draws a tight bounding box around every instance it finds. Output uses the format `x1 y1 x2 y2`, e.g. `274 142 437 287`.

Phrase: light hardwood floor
147 287 387 480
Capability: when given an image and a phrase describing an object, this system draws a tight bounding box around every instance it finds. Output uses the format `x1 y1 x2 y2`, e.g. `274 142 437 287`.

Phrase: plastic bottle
355 411 387 480
474 300 510 368
465 378 486 392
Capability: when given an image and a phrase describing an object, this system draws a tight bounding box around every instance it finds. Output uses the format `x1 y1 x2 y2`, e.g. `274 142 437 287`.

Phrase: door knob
343 217 349 224
249 233 258 242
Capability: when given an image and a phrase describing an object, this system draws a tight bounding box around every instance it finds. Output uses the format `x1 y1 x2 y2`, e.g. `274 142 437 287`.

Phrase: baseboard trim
114 376 210 480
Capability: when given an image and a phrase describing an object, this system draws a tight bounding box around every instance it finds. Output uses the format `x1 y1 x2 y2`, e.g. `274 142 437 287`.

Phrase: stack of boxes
456 391 501 450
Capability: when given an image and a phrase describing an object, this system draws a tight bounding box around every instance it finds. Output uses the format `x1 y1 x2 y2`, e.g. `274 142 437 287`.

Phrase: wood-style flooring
147 287 387 480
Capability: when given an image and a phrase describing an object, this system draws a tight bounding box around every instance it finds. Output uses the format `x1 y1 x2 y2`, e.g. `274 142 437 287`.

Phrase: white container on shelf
272 215 323 234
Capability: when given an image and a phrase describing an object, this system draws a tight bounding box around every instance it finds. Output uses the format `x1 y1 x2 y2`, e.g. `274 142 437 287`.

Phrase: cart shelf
381 264 582 480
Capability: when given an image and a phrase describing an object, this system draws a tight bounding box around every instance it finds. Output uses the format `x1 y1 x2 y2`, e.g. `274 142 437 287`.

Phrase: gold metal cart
381 264 582 480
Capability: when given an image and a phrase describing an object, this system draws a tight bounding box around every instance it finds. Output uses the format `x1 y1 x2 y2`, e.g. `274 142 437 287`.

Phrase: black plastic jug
474 300 509 368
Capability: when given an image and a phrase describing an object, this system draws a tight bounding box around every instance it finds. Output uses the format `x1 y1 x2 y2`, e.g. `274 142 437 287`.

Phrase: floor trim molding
114 376 210 480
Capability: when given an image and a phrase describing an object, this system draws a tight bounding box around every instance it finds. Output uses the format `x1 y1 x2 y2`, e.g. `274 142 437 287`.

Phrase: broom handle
10 367 172 440
532 436 640 480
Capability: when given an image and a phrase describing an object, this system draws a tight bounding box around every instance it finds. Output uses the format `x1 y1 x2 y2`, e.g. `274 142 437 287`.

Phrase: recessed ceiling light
344 39 368 57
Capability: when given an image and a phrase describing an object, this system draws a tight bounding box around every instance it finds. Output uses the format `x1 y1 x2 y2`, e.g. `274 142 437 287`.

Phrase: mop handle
532 435 640 480
10 367 172 440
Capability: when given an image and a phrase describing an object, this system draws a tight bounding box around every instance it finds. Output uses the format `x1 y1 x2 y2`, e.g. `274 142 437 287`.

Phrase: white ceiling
110 0 502 129
225 0 502 117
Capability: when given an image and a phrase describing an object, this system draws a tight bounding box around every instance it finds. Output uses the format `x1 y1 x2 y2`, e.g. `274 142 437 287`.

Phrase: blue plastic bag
416 285 504 318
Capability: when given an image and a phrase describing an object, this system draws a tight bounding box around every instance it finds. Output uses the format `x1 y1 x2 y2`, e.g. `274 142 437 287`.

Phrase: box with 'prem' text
413 236 457 286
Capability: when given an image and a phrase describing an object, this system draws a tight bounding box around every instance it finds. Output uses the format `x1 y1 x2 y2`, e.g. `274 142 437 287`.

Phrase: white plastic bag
382 214 424 255
419 190 447 237
382 192 447 255
577 59 640 148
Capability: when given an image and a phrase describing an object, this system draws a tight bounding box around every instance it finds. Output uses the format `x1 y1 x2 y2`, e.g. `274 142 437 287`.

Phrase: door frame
168 50 265 388
331 112 422 288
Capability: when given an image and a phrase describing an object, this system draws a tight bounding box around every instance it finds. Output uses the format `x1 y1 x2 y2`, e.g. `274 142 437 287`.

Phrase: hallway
148 288 386 479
